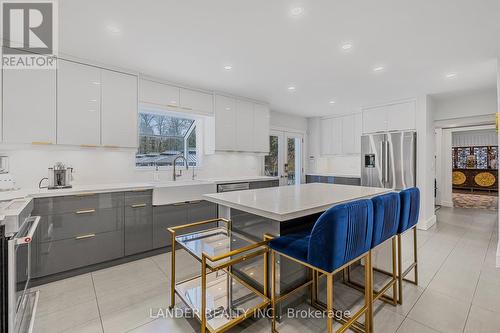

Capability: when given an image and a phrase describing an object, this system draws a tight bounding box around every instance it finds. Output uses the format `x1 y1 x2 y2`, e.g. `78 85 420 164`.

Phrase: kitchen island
203 183 390 307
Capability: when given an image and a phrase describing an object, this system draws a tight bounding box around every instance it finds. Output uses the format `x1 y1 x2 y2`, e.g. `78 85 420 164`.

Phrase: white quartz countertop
0 176 279 202
203 183 390 222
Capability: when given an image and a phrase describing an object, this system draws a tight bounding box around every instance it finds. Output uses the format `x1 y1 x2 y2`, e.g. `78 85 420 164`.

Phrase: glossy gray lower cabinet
152 203 187 249
34 231 124 277
38 207 123 243
187 200 217 223
305 175 360 186
152 200 218 249
33 192 124 215
124 191 153 256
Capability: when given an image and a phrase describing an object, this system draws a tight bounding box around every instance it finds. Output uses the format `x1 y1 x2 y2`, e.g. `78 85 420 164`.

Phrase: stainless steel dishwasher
216 182 250 193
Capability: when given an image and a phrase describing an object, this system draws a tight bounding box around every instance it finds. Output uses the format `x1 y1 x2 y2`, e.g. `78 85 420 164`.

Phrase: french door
265 130 304 185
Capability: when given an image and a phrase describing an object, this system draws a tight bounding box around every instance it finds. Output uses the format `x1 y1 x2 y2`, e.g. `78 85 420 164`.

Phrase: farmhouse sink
152 180 217 205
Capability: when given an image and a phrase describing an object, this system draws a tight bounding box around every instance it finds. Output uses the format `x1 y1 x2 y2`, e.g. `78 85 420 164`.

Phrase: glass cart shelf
169 219 270 333
175 270 268 332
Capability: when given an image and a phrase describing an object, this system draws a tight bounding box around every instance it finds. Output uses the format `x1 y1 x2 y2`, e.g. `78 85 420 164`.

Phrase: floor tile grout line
90 272 106 333
401 221 466 330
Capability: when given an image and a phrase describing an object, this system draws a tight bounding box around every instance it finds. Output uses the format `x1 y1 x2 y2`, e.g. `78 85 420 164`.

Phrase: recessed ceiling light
290 7 304 17
287 86 296 91
373 65 385 72
341 42 353 51
329 100 336 105
223 65 233 70
445 72 458 79
106 24 121 34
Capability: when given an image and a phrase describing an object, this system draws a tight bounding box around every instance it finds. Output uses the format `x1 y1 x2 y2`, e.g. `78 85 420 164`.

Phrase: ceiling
59 0 500 117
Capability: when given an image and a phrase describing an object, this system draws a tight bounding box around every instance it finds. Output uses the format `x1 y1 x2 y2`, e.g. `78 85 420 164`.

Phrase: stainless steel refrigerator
361 131 416 190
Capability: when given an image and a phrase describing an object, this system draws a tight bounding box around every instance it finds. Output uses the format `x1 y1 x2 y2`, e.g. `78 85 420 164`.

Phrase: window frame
135 104 202 170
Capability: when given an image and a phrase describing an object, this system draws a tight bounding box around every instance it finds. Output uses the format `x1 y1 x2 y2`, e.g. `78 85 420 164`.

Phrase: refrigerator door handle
384 141 390 186
380 141 385 184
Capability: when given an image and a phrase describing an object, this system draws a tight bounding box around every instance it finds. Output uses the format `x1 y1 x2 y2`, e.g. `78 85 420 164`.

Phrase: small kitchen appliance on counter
0 156 18 192
48 162 73 189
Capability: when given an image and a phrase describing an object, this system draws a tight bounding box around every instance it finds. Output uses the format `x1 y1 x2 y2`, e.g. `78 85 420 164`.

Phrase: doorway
436 125 498 210
264 130 304 185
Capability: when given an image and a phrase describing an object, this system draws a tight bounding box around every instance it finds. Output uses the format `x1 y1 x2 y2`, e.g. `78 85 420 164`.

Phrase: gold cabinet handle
131 203 147 208
173 202 189 206
76 209 96 214
75 192 96 197
32 141 53 145
131 189 150 192
189 200 202 204
80 144 98 148
167 104 179 108
75 234 95 240
180 106 193 111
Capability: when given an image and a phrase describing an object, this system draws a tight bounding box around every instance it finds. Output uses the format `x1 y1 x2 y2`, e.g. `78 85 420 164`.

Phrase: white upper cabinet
3 66 56 144
214 94 269 153
139 79 213 115
320 118 332 155
341 115 355 154
101 70 138 148
386 101 416 131
362 100 416 133
179 88 214 115
139 79 179 107
235 99 254 151
214 95 236 151
57 60 101 146
253 103 270 153
362 106 388 134
320 113 362 155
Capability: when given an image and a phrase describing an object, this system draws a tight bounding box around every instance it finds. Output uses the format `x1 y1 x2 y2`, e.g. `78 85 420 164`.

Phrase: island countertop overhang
203 183 391 222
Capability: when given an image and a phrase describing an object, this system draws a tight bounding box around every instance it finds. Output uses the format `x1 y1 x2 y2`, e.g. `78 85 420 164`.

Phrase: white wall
433 87 497 121
1 145 263 189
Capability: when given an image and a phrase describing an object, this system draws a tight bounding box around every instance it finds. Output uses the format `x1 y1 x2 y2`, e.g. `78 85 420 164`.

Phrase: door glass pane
264 135 279 176
287 138 296 185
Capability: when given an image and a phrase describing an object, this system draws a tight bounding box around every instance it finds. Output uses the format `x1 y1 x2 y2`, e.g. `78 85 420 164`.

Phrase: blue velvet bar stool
396 187 420 304
345 192 401 308
268 199 374 333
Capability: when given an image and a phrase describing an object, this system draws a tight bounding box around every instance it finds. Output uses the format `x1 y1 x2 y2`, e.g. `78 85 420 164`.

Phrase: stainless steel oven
1 198 40 333
8 216 40 333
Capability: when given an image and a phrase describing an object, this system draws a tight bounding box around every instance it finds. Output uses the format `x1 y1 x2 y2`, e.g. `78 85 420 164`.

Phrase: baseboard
440 200 454 208
417 214 437 231
496 241 500 268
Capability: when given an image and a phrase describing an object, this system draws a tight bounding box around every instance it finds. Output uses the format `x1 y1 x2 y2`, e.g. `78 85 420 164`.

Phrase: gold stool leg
170 232 176 309
413 227 419 285
201 255 207 333
365 251 373 333
391 237 398 304
397 234 403 305
326 273 334 333
271 250 278 333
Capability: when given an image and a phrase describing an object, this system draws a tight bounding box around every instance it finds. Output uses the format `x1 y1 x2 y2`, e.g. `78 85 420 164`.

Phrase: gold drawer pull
173 202 189 206
131 203 147 208
131 189 150 192
80 144 98 148
75 193 96 197
75 234 95 240
32 141 53 145
76 209 96 214
167 104 179 108
189 200 202 204
180 106 193 111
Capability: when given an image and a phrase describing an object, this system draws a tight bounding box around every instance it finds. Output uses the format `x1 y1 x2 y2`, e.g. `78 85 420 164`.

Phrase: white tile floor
32 206 499 333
